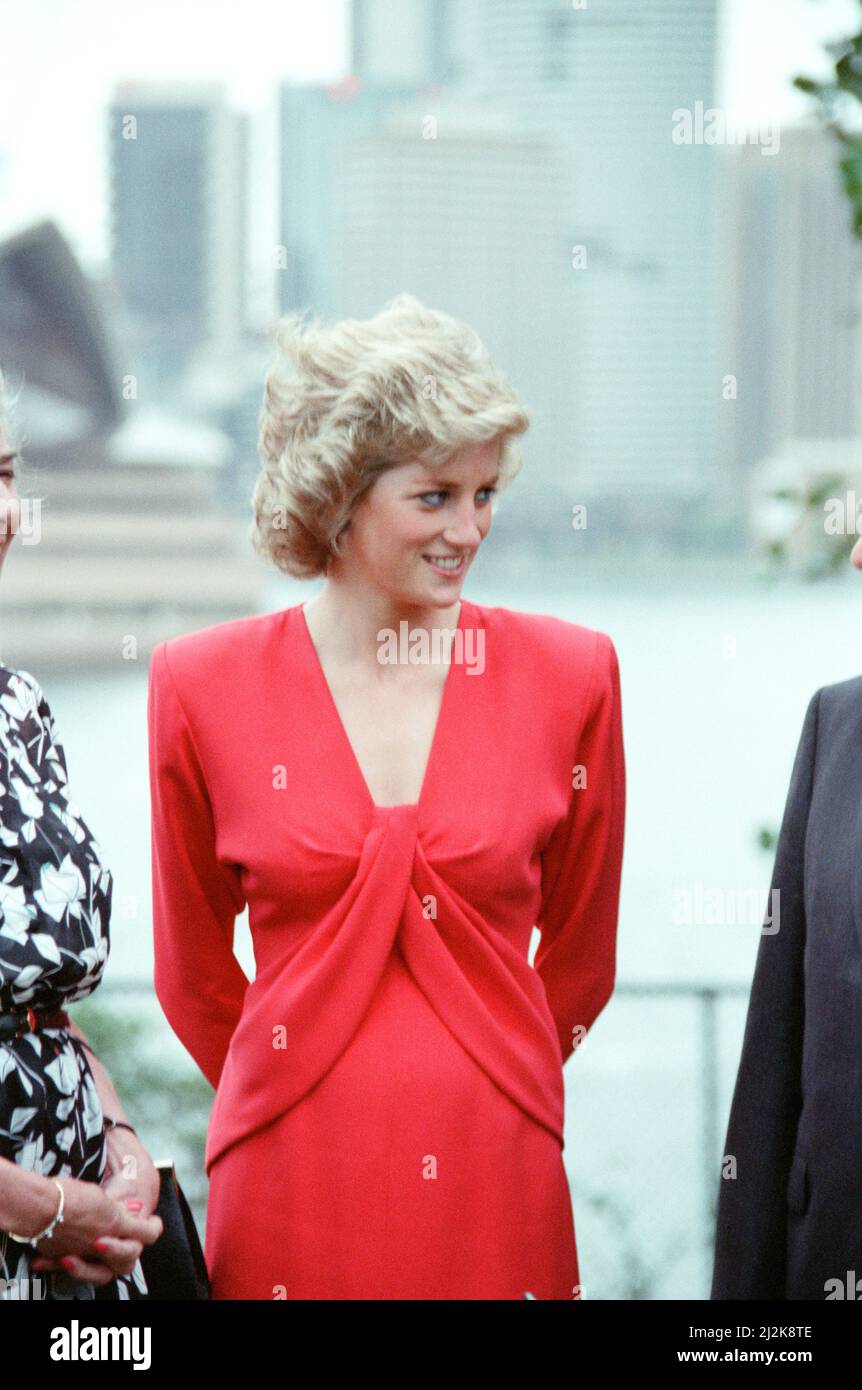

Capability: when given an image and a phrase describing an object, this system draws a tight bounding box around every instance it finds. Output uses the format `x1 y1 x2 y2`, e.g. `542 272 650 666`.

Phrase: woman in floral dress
0 397 162 1300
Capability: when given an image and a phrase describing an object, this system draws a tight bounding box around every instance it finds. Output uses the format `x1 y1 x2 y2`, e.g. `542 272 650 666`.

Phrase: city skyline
1 0 859 271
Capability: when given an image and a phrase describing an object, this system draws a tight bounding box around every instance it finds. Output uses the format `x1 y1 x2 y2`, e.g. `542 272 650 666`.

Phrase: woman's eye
419 487 497 506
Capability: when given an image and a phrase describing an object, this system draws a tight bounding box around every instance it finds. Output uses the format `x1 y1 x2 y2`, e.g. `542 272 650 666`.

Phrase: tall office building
109 81 248 389
351 0 481 88
278 81 415 318
727 125 862 484
278 2 484 317
327 95 577 512
469 0 725 517
281 0 725 531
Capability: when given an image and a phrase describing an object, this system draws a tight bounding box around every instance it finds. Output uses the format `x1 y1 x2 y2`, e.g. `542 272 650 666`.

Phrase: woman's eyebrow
415 473 501 488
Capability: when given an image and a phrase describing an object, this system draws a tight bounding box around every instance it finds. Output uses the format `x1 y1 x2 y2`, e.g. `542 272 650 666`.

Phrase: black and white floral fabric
0 665 147 1300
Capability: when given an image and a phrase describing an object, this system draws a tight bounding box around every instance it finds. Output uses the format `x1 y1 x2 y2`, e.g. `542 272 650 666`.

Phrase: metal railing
86 975 754 1295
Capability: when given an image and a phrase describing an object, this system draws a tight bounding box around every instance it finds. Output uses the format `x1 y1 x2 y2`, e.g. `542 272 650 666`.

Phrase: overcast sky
0 0 858 271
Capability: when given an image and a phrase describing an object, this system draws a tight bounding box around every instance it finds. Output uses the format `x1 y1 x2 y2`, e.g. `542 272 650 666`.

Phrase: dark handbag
139 1159 211 1300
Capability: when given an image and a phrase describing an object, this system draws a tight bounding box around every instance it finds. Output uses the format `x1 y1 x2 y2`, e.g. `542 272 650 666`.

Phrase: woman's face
0 431 20 575
335 437 502 607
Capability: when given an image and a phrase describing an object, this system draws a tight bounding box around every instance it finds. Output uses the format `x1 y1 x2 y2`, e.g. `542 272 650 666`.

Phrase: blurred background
1 0 862 1299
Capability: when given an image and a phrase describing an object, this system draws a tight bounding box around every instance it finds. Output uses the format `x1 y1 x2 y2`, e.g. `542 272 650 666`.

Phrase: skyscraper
109 81 247 390
326 95 578 515
278 80 419 318
728 125 862 483
472 0 725 517
351 0 481 88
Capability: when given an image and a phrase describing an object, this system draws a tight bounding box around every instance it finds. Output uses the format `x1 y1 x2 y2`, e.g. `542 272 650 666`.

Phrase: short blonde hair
250 293 530 579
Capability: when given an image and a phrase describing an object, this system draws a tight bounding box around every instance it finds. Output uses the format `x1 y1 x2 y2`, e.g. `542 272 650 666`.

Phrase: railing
90 976 754 1294
609 981 751 1242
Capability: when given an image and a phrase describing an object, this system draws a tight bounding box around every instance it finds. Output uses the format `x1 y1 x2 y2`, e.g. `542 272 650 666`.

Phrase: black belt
0 1005 71 1042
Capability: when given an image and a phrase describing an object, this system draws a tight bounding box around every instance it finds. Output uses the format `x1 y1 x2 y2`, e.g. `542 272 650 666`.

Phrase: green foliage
756 469 850 578
794 4 862 238
67 995 212 1228
760 472 851 581
756 825 777 853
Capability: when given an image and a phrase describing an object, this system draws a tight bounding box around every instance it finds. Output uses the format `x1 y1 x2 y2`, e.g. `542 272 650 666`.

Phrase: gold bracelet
8 1177 65 1245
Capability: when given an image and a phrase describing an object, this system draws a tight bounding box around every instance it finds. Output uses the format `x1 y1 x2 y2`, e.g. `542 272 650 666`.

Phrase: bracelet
8 1177 65 1245
103 1117 138 1139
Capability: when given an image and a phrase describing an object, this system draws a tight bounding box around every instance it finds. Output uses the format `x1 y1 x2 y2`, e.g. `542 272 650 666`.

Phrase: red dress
147 597 625 1300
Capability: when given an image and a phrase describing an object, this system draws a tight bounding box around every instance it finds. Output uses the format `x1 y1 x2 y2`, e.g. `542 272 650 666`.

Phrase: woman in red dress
147 293 626 1300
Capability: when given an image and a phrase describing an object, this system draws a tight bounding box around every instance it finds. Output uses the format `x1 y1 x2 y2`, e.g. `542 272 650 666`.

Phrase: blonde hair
250 293 530 579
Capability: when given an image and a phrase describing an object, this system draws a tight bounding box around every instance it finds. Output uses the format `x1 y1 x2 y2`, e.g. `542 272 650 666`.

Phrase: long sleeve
147 641 249 1090
711 688 819 1300
534 632 626 1067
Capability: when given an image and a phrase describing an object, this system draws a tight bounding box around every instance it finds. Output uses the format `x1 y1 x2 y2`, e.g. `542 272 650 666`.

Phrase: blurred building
278 0 727 548
471 0 725 525
108 81 249 394
279 0 483 319
727 125 862 490
326 95 578 525
279 81 414 318
0 219 263 671
0 219 123 471
352 0 481 87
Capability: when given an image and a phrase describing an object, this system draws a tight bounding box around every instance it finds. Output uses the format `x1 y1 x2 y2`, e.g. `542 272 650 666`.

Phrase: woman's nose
444 508 485 547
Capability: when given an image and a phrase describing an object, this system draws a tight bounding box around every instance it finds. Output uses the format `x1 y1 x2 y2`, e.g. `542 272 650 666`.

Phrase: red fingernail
93 1239 110 1252
124 1200 143 1211
60 1256 76 1270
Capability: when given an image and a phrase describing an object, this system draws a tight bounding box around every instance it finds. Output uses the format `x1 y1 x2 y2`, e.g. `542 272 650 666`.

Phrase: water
39 568 862 1298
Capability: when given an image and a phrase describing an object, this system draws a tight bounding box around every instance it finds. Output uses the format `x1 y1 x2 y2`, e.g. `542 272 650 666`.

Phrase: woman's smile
422 552 467 577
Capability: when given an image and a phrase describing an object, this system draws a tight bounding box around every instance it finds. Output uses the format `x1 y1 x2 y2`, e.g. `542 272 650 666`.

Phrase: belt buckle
0 1007 37 1042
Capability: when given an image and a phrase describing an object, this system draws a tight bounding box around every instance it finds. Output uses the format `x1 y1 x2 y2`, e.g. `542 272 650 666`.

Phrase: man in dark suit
711 564 862 1296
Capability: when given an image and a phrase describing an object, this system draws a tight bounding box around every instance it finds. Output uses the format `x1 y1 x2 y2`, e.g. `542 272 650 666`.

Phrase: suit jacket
712 675 862 1300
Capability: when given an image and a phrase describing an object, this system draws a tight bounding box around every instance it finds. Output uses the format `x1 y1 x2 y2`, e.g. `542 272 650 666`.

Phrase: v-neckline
297 598 471 813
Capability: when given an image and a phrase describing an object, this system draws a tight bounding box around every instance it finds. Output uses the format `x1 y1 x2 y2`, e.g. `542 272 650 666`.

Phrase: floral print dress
0 665 147 1300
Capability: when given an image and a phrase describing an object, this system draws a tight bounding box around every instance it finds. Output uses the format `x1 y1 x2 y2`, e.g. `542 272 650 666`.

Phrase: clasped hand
30 1131 163 1285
